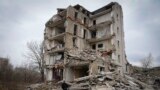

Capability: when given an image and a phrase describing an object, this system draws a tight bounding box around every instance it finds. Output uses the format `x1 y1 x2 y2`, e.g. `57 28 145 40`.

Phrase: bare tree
141 53 154 71
25 41 45 82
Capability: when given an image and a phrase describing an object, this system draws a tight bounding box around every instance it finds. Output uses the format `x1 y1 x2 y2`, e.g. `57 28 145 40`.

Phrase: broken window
126 64 128 72
117 27 119 34
91 31 96 38
73 38 77 47
52 68 63 81
74 24 77 35
92 44 96 50
93 20 96 25
87 12 89 17
74 5 80 10
73 65 89 79
57 52 64 60
74 12 78 19
83 17 86 24
117 40 120 48
118 55 120 62
82 9 85 14
98 44 103 48
98 66 105 74
83 29 86 39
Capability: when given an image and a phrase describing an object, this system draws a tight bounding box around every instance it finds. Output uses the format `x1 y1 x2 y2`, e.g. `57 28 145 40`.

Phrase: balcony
46 59 64 69
89 20 112 30
46 51 64 69
48 44 65 54
48 33 65 41
87 33 115 43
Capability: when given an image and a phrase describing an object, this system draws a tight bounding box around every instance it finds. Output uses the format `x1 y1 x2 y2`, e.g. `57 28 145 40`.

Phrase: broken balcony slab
87 33 115 43
45 14 66 28
66 60 90 67
48 47 65 54
48 33 65 41
89 20 112 30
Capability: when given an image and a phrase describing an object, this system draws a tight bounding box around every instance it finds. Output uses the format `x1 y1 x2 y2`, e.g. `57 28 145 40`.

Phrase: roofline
72 2 119 15
91 2 117 14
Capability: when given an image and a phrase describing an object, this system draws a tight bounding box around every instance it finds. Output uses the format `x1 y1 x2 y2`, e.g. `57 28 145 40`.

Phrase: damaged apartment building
44 2 129 85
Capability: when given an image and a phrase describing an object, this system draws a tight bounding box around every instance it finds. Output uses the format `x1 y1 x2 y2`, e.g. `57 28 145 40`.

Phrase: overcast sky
0 0 160 67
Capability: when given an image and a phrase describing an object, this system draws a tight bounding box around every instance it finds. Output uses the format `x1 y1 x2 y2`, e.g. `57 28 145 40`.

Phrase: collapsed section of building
42 2 143 90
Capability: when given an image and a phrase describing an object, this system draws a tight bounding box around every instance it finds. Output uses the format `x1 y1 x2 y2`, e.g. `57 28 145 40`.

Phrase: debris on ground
27 49 155 90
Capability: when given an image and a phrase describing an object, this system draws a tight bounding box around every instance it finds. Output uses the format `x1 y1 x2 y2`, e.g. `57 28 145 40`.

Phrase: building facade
44 2 128 82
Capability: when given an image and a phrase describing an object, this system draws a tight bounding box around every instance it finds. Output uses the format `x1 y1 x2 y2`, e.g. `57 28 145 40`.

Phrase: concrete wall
65 6 91 50
111 3 126 74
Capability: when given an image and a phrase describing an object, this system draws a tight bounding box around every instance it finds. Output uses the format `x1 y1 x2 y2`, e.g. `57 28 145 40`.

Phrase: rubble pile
131 66 160 90
28 72 154 90
67 66 154 90
65 49 154 90
65 48 98 61
27 49 154 90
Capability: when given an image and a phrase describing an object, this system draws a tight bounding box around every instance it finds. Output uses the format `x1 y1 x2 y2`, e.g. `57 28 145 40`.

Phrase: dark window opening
74 12 78 19
73 38 76 47
98 44 103 48
82 9 85 14
126 65 128 72
117 40 120 48
57 9 65 13
91 31 96 38
73 65 89 79
56 27 65 35
87 12 89 17
57 52 64 60
98 66 105 73
83 17 86 24
52 68 63 82
74 24 77 35
74 5 80 10
118 55 120 62
93 20 96 25
92 44 96 50
83 29 86 39
117 27 119 34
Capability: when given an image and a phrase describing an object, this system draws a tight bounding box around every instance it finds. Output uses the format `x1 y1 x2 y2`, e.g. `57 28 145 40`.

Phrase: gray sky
0 0 160 66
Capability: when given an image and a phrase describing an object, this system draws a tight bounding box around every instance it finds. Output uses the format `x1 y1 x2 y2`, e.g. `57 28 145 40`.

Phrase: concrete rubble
28 49 154 90
131 66 160 90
